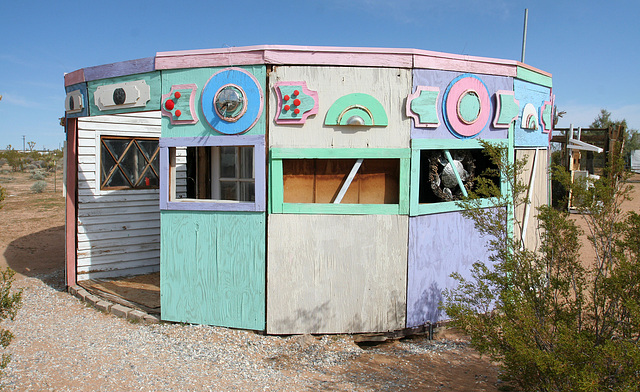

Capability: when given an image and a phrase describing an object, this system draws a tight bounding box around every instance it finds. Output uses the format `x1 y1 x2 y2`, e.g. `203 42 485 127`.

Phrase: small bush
0 185 5 209
30 170 47 180
31 180 47 193
0 268 22 374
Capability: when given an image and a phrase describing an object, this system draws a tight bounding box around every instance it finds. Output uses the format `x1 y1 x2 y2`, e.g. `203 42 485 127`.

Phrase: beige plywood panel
515 149 549 251
268 66 411 149
267 214 408 334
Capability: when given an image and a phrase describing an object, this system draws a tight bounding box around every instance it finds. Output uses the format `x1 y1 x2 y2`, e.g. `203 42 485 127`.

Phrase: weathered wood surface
268 66 411 149
515 149 549 250
406 211 495 327
161 211 266 330
76 112 161 280
66 118 78 286
267 214 408 334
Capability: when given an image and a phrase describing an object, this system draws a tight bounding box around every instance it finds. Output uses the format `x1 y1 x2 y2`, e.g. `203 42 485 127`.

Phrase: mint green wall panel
88 72 161 116
160 210 266 330
161 65 266 138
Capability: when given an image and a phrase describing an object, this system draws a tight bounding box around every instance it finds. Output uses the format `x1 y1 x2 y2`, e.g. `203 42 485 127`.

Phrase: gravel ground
0 269 480 392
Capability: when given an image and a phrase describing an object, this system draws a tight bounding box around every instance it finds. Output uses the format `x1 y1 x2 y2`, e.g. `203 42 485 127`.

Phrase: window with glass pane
181 146 254 202
100 136 160 190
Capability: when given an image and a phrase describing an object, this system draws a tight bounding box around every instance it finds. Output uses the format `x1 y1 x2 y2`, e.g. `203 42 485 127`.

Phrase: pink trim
445 77 491 138
161 84 199 125
273 82 319 125
65 69 85 87
155 45 520 76
406 86 440 128
65 118 77 287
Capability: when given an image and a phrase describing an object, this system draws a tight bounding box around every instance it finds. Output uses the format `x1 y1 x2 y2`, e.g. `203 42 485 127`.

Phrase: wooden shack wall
160 210 265 330
406 210 495 327
268 66 411 149
266 214 408 334
76 112 161 279
515 148 549 250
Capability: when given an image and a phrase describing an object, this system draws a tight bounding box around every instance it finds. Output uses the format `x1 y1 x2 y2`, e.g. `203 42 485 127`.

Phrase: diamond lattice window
100 136 160 190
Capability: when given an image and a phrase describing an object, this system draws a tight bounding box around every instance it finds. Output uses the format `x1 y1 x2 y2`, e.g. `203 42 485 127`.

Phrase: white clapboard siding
76 111 161 280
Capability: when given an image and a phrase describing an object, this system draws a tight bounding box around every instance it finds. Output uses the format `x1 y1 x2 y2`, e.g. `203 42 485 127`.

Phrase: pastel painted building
63 45 553 334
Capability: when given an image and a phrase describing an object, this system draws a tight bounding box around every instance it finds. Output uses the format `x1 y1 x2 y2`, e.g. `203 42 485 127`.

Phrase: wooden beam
65 117 78 287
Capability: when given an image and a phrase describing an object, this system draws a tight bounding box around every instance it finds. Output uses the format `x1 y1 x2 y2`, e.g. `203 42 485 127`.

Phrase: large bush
442 141 640 391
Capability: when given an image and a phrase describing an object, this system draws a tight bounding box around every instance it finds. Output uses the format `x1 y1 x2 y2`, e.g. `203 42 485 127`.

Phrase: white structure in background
631 150 640 173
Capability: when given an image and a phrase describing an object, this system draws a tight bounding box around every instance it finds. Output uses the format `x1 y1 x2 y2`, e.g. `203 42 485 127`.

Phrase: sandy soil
0 167 502 391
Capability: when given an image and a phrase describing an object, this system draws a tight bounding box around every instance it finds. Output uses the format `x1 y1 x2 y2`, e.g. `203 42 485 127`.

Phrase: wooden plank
413 54 516 76
161 211 266 330
515 149 549 250
78 265 160 281
406 211 495 327
516 66 553 88
65 69 85 87
271 148 410 159
77 248 159 265
268 66 411 149
267 214 408 334
78 211 159 225
66 118 78 287
77 219 160 235
78 257 160 274
78 205 159 218
78 233 160 251
83 57 156 82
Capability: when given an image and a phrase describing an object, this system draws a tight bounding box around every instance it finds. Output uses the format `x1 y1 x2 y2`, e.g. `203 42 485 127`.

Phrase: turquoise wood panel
409 138 509 216
161 65 266 138
87 72 161 116
160 210 266 330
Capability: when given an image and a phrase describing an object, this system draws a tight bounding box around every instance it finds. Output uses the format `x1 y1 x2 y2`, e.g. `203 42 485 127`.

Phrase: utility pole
22 135 26 153
521 9 529 63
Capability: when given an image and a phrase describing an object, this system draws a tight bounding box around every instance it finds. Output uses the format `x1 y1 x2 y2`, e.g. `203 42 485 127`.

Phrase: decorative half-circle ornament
325 93 388 127
521 103 539 131
442 74 491 138
201 67 263 135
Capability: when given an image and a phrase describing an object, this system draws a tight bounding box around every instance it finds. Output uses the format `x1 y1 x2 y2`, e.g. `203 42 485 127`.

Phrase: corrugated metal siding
76 112 161 280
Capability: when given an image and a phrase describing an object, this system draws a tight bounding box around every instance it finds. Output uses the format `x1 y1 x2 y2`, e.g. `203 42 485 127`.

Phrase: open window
160 136 265 212
410 139 507 216
100 136 159 190
270 148 409 215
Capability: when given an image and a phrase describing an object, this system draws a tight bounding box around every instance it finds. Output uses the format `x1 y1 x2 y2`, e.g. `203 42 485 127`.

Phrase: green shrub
0 185 5 209
442 141 640 391
0 268 22 374
31 180 47 193
30 170 47 180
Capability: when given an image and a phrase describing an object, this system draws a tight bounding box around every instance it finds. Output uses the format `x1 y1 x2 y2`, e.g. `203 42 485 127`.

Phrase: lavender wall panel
411 69 512 140
406 210 497 327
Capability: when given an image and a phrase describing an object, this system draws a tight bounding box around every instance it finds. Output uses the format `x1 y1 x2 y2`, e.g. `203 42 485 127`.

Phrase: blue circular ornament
201 68 263 134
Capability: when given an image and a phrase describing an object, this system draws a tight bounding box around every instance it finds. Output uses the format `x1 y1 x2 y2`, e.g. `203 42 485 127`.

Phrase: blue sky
1 0 638 151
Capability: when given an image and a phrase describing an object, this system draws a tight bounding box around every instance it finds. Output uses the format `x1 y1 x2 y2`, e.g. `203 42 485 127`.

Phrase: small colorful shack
63 45 553 334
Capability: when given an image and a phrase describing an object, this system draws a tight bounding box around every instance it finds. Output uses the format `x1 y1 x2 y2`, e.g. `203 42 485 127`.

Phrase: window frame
270 148 410 215
98 135 160 192
159 135 265 212
409 138 509 216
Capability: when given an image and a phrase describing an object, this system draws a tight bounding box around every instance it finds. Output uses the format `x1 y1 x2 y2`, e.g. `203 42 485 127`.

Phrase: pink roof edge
65 44 551 87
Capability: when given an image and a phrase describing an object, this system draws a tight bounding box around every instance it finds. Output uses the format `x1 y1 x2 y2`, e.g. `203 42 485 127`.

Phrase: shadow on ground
3 225 65 290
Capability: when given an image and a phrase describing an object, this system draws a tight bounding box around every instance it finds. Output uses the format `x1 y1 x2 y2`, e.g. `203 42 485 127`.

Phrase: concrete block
75 289 90 301
85 294 101 306
68 285 80 296
111 304 132 318
143 314 160 324
95 301 112 313
128 310 146 321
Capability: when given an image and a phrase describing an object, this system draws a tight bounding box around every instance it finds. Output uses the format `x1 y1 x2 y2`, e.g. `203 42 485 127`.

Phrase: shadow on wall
3 225 65 290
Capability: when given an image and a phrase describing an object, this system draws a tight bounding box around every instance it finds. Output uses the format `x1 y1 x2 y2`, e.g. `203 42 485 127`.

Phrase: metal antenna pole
521 8 529 63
